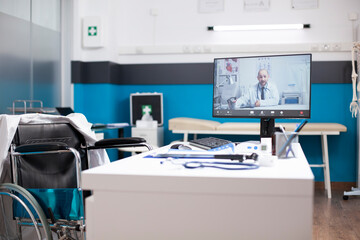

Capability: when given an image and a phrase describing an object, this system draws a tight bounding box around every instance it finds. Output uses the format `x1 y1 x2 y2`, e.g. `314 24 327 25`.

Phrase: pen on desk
279 125 286 135
278 120 308 157
279 125 295 157
286 120 308 157
294 119 308 133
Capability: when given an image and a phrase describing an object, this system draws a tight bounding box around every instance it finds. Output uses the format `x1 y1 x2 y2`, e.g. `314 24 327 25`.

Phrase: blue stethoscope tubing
183 161 259 170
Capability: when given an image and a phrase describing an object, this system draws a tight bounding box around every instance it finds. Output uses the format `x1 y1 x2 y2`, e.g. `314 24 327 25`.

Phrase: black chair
1 121 152 240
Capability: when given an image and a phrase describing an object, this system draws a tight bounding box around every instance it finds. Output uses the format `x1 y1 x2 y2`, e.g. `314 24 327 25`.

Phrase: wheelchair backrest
11 122 87 189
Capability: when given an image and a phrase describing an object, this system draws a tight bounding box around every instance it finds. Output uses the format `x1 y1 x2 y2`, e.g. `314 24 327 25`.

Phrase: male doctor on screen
228 69 279 109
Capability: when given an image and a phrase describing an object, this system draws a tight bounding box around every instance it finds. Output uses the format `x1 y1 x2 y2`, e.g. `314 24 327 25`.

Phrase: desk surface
82 144 314 240
82 143 313 195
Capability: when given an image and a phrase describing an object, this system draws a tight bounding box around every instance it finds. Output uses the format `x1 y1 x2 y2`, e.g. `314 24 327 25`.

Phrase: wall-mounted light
207 24 310 31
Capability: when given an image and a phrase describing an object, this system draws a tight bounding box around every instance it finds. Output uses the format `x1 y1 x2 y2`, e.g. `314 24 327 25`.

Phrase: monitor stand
260 118 275 138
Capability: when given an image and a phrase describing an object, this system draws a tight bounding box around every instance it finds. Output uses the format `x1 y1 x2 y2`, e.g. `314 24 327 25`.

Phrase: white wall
72 0 360 63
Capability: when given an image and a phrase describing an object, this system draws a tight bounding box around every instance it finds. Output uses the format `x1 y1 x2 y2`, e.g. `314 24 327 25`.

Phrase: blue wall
74 83 356 182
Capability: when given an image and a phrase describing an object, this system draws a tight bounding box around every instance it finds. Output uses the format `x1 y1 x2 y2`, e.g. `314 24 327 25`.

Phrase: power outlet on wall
320 43 331 51
331 43 342 51
310 44 319 51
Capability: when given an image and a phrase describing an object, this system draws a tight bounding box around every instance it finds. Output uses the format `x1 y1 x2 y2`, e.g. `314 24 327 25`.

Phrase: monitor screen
213 53 311 117
212 53 311 137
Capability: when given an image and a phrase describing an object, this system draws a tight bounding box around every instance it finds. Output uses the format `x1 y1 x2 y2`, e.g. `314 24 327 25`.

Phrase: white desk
169 119 347 198
82 143 314 240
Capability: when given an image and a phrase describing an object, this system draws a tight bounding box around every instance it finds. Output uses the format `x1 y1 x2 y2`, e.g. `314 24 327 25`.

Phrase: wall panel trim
71 61 353 85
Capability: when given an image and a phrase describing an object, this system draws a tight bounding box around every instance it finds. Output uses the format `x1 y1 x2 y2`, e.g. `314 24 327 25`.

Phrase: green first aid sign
142 105 152 115
88 26 97 36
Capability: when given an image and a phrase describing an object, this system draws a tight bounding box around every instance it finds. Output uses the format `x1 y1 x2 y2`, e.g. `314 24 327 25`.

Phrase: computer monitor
212 53 311 137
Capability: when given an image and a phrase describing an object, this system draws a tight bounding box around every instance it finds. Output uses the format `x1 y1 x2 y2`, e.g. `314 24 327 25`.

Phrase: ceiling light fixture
207 24 310 31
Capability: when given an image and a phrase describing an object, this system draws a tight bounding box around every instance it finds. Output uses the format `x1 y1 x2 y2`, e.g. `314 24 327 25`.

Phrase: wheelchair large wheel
0 183 52 240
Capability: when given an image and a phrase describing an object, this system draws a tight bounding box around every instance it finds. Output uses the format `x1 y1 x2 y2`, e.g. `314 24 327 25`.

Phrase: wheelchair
0 115 152 239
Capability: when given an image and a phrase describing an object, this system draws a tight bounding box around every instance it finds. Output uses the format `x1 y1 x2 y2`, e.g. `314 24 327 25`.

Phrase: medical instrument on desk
278 120 308 157
184 161 259 170
350 42 360 117
160 158 259 170
154 152 258 161
170 143 192 150
235 141 261 153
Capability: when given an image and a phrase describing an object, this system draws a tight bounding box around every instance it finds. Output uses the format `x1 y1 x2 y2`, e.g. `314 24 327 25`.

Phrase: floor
313 188 360 240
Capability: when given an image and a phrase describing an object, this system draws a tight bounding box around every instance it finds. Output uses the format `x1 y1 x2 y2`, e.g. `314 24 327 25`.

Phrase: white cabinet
131 127 164 148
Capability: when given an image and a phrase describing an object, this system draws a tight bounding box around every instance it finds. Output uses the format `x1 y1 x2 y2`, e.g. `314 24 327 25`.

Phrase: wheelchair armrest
15 142 69 153
88 137 152 151
95 137 145 146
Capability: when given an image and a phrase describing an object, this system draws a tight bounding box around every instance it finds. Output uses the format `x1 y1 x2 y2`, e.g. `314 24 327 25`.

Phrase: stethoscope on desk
161 158 259 170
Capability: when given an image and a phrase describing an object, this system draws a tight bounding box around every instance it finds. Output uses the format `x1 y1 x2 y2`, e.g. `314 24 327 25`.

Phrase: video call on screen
213 54 311 118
